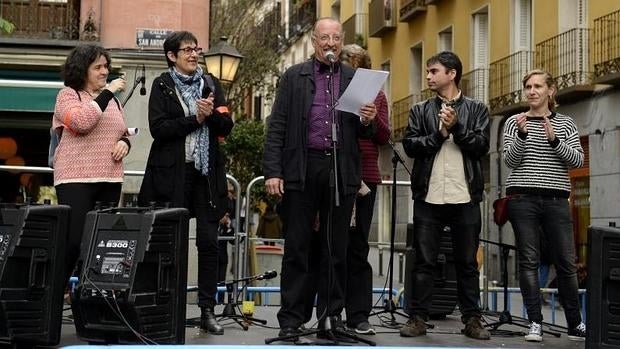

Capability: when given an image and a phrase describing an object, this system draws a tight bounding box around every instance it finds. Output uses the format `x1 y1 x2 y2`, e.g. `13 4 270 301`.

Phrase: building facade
314 0 620 282
0 0 212 201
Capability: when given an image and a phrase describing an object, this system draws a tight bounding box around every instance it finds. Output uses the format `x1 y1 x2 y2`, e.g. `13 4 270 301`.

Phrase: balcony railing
369 0 396 37
391 89 433 141
287 0 316 41
488 50 533 114
593 9 620 83
399 0 427 22
342 13 368 47
535 28 592 90
0 0 80 40
461 68 488 105
254 4 282 52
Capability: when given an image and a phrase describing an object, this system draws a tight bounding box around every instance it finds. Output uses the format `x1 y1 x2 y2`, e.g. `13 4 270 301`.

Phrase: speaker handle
157 254 173 297
30 249 48 288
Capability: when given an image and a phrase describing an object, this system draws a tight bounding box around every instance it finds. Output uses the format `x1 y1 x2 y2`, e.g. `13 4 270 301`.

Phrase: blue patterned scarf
169 66 210 175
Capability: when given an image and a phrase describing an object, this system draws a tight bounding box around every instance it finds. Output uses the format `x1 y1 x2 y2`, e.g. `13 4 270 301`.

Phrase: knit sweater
503 112 583 197
359 90 391 184
52 87 127 185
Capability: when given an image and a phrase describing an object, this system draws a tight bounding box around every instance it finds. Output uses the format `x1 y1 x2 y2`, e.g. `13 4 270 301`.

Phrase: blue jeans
507 195 582 328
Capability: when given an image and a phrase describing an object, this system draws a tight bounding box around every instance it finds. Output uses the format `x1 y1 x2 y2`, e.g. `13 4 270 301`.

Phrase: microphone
257 270 277 280
139 64 146 95
324 50 336 64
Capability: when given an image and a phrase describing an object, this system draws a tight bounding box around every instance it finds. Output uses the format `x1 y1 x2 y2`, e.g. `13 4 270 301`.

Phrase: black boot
200 307 224 335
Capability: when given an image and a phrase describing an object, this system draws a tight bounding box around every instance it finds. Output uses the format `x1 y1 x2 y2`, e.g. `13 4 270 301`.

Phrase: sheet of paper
335 68 389 116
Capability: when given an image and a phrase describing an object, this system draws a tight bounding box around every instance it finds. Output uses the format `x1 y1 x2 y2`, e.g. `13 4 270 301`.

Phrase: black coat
138 72 233 220
263 59 374 195
402 94 490 203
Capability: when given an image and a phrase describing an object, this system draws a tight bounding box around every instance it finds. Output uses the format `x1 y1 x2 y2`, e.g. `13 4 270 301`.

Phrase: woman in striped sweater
503 69 586 342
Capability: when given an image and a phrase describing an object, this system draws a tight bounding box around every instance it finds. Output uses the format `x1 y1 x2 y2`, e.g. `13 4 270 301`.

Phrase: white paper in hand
335 68 389 116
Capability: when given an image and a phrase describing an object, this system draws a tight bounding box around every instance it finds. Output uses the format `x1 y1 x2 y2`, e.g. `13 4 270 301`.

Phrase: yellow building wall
533 0 558 45
589 0 620 23
318 0 620 103
488 0 510 63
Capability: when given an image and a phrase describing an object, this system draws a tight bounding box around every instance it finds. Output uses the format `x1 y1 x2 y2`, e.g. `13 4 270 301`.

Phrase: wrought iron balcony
369 0 396 37
0 0 80 41
592 9 620 84
253 4 282 52
488 50 533 115
342 13 368 47
535 28 594 99
287 0 315 41
399 0 427 23
461 68 488 105
391 89 433 141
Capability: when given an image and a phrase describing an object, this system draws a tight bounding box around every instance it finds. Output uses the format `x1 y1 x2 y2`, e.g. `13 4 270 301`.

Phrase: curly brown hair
340 44 371 69
61 44 110 90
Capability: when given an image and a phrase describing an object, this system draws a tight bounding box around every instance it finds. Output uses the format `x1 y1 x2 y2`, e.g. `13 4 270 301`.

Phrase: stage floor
54 305 585 348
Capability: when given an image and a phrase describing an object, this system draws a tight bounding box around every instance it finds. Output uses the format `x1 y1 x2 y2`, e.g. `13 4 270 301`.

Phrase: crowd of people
48 16 587 344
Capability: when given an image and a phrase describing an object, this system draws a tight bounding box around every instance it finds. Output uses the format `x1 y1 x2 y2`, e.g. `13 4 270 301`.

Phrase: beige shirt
425 95 471 204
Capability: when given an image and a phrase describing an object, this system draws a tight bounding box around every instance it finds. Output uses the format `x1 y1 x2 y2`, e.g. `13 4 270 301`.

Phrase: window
512 0 531 51
410 44 423 96
381 60 391 102
559 0 587 32
472 10 488 69
438 27 453 52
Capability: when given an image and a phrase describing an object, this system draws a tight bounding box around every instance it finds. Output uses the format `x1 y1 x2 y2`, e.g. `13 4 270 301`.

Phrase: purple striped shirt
308 60 340 150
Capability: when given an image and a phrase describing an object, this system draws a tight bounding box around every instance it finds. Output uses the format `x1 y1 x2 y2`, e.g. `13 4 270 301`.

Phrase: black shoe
200 307 224 335
278 327 303 342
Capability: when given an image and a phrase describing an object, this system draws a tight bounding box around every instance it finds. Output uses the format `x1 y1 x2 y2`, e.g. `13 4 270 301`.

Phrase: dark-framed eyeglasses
177 46 203 55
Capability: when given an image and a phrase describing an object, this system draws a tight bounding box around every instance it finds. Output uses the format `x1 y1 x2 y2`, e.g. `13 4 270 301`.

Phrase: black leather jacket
402 94 490 203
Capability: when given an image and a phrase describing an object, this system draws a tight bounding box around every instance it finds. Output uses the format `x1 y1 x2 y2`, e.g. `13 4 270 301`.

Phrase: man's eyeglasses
313 34 343 44
178 46 203 55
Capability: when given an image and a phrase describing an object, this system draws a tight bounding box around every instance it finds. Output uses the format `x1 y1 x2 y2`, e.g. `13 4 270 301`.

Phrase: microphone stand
370 140 410 324
121 69 144 107
186 271 269 330
480 238 562 337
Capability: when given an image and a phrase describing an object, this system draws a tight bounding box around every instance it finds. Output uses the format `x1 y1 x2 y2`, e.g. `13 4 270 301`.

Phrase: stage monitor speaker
0 203 70 346
71 207 189 344
404 223 458 319
587 225 620 349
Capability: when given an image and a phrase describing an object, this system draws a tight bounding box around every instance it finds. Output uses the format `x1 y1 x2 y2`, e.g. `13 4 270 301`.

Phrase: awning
0 79 64 113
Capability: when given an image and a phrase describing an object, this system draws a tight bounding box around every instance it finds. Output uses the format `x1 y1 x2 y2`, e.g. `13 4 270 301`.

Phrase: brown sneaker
399 316 427 337
462 317 490 340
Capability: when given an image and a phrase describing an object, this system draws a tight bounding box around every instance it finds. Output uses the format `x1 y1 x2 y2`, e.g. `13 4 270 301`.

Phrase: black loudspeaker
587 225 620 349
404 223 458 319
71 207 189 344
0 203 70 346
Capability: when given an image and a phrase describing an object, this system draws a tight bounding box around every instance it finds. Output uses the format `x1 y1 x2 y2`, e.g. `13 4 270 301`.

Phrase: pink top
52 87 126 185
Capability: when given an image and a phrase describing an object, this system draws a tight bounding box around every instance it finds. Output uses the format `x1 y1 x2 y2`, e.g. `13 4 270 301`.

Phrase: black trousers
277 151 355 329
345 182 377 327
55 182 122 284
406 200 482 321
184 164 220 309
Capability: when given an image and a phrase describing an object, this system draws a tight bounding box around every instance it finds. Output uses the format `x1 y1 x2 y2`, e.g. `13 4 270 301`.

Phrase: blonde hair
522 69 558 111
340 44 371 69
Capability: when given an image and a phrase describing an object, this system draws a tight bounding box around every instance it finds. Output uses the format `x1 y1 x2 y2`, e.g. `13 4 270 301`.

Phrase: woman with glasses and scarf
139 31 233 335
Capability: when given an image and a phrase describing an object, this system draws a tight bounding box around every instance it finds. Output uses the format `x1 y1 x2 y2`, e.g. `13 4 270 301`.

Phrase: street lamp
204 36 243 84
